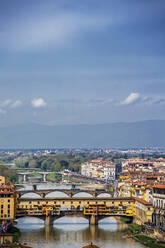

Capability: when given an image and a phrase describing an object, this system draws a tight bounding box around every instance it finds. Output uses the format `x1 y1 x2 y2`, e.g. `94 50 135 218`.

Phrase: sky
0 0 165 127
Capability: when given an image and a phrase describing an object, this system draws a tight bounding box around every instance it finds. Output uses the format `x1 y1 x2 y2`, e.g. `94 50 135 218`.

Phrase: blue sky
0 0 165 126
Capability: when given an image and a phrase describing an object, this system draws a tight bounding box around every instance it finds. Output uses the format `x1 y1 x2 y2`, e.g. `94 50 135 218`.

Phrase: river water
16 184 145 248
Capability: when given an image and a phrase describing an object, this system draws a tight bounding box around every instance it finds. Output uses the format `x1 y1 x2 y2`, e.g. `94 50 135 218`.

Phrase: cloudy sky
0 0 165 127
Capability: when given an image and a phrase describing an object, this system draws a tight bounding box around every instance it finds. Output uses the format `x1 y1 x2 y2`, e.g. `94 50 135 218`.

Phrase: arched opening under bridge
16 216 45 230
72 192 93 198
54 216 89 231
20 193 41 199
98 217 118 231
45 191 69 198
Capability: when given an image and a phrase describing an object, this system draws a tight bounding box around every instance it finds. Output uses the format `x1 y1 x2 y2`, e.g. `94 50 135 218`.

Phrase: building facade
135 197 153 225
0 176 17 230
152 185 165 231
81 159 116 182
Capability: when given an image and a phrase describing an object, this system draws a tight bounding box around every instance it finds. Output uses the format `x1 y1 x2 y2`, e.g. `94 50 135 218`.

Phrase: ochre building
0 175 17 225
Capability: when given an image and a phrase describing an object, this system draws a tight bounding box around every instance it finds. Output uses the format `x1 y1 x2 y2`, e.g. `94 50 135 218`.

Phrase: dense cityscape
0 148 165 247
1 0 165 247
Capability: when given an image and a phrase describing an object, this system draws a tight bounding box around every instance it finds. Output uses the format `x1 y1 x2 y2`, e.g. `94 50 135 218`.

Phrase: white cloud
121 93 140 105
0 99 12 108
0 99 23 113
31 98 47 108
10 100 23 108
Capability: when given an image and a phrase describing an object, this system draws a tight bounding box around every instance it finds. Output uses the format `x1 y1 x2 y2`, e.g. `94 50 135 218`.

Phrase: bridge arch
76 205 83 211
16 216 45 228
20 192 41 199
98 216 118 231
45 191 69 198
54 216 89 229
72 192 93 198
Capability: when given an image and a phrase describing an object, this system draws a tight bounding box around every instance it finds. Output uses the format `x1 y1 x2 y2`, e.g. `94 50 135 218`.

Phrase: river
16 184 145 248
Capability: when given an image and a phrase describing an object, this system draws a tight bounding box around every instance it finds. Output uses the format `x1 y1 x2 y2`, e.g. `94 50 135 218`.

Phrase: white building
81 158 116 181
102 165 116 181
152 184 165 231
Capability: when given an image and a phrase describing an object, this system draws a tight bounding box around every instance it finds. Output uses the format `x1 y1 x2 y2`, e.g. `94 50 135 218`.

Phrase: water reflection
17 185 143 247
16 216 144 248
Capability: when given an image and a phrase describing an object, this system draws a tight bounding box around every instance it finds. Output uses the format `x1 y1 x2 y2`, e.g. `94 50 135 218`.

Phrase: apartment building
135 198 153 225
81 158 116 181
0 176 17 226
122 159 155 173
152 184 165 231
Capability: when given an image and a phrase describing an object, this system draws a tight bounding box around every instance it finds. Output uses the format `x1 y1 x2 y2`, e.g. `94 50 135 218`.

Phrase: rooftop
152 184 165 189
135 197 152 206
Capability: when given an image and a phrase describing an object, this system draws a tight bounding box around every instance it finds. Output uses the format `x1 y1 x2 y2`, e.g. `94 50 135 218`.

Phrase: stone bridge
17 188 112 198
18 172 55 183
16 197 135 225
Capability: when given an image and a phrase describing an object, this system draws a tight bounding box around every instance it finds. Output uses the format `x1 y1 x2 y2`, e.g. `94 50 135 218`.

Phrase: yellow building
0 176 6 184
130 182 146 199
0 233 13 245
0 175 17 224
135 198 153 225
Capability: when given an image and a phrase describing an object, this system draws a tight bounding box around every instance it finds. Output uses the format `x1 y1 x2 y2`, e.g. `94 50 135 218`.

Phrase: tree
0 164 18 183
14 157 29 168
28 159 38 168
53 162 61 172
60 160 69 169
41 160 49 171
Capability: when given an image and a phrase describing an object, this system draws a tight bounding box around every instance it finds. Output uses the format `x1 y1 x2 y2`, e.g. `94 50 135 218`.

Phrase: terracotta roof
155 158 165 162
135 197 152 205
127 161 154 165
152 184 165 189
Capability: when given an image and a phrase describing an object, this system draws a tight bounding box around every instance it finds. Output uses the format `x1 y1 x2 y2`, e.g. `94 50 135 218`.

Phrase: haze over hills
0 120 164 149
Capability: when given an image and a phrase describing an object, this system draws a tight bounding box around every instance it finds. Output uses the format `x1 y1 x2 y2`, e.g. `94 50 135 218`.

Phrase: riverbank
125 223 165 248
133 235 165 248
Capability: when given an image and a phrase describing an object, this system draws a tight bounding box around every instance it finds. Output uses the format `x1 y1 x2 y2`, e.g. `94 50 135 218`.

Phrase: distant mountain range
0 120 164 149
